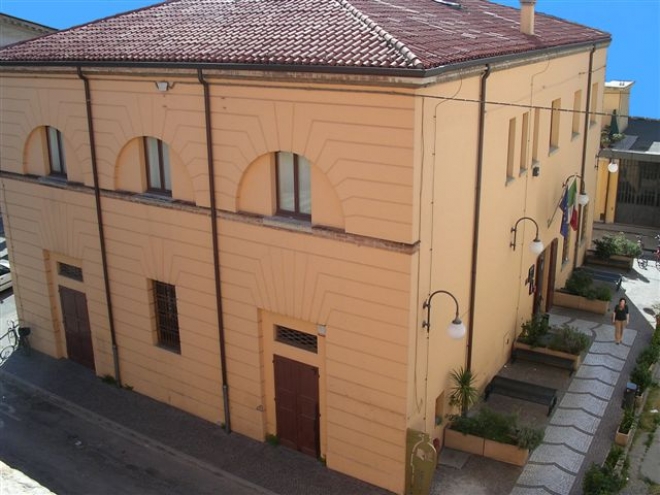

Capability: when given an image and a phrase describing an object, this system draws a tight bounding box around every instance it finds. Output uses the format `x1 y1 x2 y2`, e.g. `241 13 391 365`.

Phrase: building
595 81 660 229
0 1 610 492
0 13 55 47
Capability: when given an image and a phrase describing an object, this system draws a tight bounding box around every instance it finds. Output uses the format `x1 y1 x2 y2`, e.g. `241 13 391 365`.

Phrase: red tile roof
0 0 610 72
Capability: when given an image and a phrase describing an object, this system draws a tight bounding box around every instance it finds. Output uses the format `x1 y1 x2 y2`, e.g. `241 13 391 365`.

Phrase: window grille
154 281 180 352
57 262 83 281
276 326 317 353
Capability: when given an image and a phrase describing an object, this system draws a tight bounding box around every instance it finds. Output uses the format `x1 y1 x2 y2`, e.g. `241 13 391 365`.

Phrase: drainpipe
198 69 231 434
77 67 121 385
466 65 491 372
574 45 596 268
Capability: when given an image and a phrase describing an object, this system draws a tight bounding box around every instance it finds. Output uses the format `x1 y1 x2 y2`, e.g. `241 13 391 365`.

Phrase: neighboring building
0 1 610 492
595 81 660 228
0 13 55 47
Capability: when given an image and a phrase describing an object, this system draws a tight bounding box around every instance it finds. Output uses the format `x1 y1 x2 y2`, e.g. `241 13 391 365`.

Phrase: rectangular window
145 137 172 194
589 83 599 127
276 152 311 220
46 126 67 176
57 262 83 282
532 108 540 163
153 281 180 352
506 117 516 181
549 98 561 151
520 112 529 173
572 90 582 136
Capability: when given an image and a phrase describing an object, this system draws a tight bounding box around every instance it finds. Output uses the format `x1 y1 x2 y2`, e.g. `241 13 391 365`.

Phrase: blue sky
1 0 658 118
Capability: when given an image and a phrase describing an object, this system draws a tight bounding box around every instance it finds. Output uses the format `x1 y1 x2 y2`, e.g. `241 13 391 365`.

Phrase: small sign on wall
525 265 535 295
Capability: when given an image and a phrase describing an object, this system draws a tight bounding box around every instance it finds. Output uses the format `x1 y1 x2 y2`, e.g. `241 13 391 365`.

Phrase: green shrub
565 270 594 296
548 324 590 355
564 271 611 301
582 462 626 495
449 408 544 451
519 315 550 347
593 233 642 259
636 345 660 368
631 363 653 394
618 407 635 434
516 426 544 451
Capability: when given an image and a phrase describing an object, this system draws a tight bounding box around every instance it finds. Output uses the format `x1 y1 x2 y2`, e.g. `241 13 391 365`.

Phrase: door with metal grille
273 355 319 457
59 286 95 371
615 160 660 228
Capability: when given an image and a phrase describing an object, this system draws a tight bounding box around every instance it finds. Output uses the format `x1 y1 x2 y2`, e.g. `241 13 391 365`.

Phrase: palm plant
449 366 479 417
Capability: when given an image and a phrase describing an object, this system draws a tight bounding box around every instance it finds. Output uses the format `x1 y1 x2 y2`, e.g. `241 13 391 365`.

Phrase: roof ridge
333 0 424 69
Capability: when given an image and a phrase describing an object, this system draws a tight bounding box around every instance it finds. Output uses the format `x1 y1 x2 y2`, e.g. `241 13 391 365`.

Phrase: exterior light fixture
607 160 619 173
562 173 590 206
511 216 544 254
155 81 171 92
422 290 466 340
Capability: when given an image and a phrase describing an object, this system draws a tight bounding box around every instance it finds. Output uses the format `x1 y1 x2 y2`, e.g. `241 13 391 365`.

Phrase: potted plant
615 407 635 446
517 315 550 348
448 366 479 417
445 407 544 466
586 233 640 270
514 319 591 370
630 363 653 396
553 271 611 315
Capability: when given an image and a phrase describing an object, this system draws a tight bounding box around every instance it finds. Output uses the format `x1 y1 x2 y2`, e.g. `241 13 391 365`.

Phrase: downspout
466 65 491 371
574 45 596 268
77 67 121 384
198 69 231 434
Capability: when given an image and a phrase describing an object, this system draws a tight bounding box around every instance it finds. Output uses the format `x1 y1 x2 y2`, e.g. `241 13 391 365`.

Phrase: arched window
276 151 311 220
144 137 171 194
46 126 66 177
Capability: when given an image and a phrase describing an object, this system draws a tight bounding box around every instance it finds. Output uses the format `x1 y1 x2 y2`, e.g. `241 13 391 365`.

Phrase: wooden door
534 239 559 314
59 286 95 371
274 355 319 457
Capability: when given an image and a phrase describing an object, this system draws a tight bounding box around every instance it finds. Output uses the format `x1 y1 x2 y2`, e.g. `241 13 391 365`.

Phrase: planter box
615 429 632 447
585 250 634 271
443 427 484 455
484 439 530 466
513 341 583 370
553 290 609 315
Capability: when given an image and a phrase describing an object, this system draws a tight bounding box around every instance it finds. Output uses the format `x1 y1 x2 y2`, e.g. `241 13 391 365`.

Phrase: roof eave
0 38 611 79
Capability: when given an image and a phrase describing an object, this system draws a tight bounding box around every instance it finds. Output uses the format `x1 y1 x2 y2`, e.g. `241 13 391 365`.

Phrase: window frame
520 111 529 173
46 126 67 177
506 117 516 182
144 137 172 195
549 98 561 151
153 280 181 353
275 152 311 221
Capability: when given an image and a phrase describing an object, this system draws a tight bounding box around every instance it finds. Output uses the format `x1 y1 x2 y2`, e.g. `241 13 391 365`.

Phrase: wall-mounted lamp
562 173 590 206
607 160 619 173
422 290 466 339
511 216 544 254
155 81 171 92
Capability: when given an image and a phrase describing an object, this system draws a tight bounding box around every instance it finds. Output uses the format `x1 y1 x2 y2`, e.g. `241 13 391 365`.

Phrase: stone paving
511 317 637 495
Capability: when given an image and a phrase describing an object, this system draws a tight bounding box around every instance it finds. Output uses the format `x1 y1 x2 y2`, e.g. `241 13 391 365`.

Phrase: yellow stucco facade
0 42 607 493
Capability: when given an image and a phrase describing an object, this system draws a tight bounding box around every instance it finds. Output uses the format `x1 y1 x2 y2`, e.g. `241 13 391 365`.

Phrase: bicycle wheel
5 328 18 349
0 345 13 363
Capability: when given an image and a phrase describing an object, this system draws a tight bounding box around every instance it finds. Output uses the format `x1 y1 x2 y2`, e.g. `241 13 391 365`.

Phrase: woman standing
612 297 629 345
